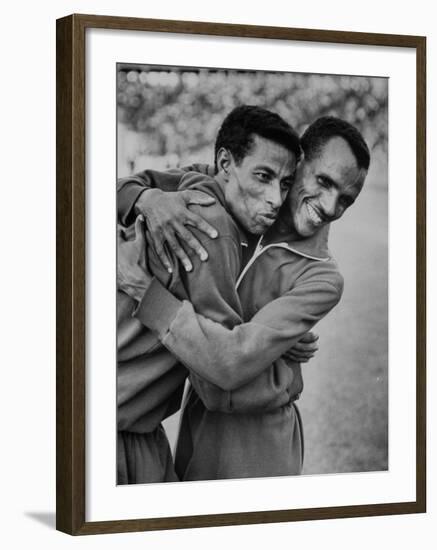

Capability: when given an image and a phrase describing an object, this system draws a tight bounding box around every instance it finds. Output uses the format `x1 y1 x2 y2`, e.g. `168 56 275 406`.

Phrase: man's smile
305 201 324 226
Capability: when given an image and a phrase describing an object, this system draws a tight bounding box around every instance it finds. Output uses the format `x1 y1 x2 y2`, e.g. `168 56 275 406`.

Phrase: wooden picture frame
56 13 426 535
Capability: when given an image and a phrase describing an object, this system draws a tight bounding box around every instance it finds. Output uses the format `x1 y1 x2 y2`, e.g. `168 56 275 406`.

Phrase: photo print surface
116 63 388 486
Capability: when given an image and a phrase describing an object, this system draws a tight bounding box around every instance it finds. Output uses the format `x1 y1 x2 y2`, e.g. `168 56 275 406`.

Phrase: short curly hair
214 105 301 172
301 116 370 170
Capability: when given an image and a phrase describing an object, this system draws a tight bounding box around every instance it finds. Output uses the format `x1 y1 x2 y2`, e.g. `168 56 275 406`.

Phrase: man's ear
216 147 232 178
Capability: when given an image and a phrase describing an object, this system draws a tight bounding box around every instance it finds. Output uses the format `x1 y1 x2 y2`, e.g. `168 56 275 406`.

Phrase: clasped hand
117 216 153 303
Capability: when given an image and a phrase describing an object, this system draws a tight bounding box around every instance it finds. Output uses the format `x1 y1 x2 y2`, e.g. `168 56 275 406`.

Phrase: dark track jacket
118 173 246 433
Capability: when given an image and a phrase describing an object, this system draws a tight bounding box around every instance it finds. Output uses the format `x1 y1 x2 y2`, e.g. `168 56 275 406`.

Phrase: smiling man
288 118 366 239
117 114 370 481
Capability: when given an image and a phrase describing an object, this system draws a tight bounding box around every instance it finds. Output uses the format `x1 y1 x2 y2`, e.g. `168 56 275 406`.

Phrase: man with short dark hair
118 113 370 481
117 105 303 484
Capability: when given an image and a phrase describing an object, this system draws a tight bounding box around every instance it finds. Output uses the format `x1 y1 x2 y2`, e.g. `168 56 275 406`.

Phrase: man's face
223 135 297 235
287 136 366 238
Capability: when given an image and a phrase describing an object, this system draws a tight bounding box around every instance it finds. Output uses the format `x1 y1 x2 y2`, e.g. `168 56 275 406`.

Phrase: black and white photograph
116 64 388 485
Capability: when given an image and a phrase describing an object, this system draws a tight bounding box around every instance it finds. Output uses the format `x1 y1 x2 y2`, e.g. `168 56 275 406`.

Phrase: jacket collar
264 220 331 261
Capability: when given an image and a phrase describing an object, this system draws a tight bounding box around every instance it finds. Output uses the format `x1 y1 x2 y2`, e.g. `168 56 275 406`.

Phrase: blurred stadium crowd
117 65 387 176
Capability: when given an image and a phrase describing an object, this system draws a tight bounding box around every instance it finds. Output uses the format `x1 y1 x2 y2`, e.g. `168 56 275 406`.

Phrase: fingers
174 223 209 262
133 215 146 243
145 219 199 273
286 353 312 363
291 341 319 353
185 212 218 240
146 231 173 274
182 189 216 207
117 225 126 242
285 332 319 364
285 350 316 363
298 331 319 344
163 228 193 272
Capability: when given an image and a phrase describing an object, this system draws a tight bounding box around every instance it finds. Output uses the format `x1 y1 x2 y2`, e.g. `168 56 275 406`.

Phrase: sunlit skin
287 136 367 239
216 135 297 235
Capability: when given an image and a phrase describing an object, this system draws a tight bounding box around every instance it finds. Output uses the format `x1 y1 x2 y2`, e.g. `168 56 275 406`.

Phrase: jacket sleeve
136 262 343 391
130 207 306 413
117 277 187 431
189 357 303 413
117 169 184 226
117 165 213 226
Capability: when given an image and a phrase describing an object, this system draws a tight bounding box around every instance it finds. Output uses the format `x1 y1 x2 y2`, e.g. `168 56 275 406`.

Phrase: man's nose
320 190 338 219
266 180 283 210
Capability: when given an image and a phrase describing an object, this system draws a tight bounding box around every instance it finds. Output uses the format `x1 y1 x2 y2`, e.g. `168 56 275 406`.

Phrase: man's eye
255 172 270 182
317 176 331 188
280 180 292 191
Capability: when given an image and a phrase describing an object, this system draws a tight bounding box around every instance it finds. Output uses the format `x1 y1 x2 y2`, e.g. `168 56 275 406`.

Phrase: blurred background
117 64 388 475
